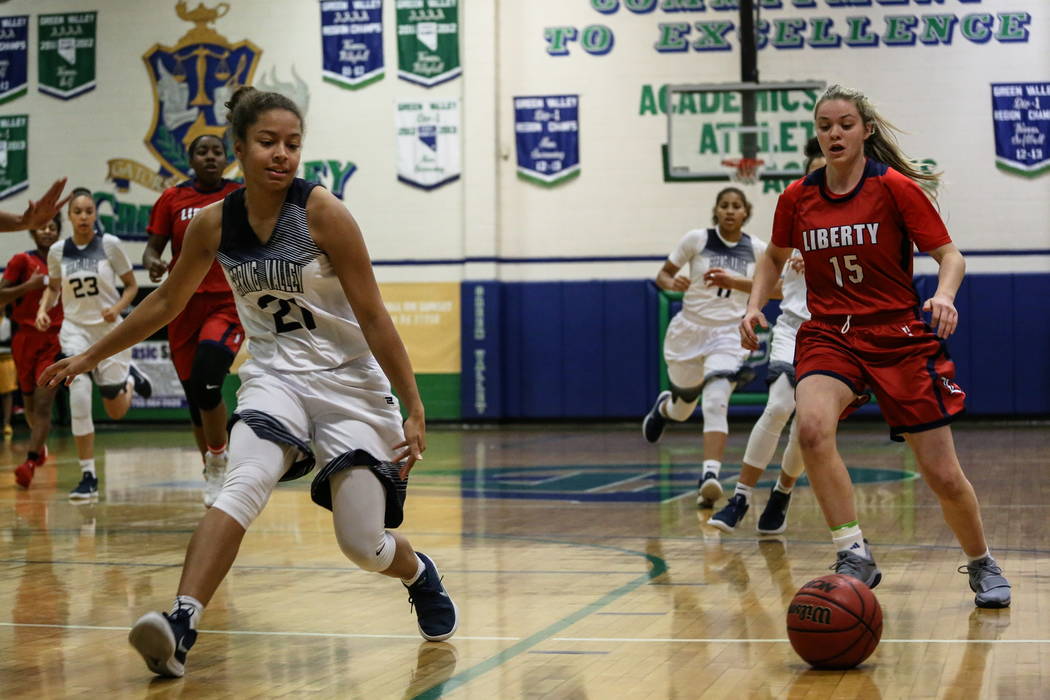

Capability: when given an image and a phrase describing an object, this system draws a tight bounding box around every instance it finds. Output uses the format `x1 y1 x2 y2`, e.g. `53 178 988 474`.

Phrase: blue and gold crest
108 2 260 191
144 2 260 178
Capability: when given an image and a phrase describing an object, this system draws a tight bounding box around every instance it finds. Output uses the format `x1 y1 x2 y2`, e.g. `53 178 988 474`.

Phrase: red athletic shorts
795 309 965 442
11 327 62 394
168 292 244 381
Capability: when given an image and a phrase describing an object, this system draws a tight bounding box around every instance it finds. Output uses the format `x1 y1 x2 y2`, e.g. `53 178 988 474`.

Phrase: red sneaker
14 459 36 489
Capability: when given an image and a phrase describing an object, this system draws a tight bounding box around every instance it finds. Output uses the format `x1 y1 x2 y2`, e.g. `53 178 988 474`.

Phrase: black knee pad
669 382 703 403
187 342 235 411
180 380 203 426
98 382 126 399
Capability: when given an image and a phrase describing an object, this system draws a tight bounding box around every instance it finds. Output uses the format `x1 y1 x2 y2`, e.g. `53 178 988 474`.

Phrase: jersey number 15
829 255 864 287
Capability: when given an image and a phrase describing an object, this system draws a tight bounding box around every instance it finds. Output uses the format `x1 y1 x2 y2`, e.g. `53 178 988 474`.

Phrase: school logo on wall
0 16 29 105
396 0 461 87
107 2 261 193
0 114 28 199
321 0 385 90
38 12 97 99
396 98 460 190
514 95 580 187
991 82 1050 178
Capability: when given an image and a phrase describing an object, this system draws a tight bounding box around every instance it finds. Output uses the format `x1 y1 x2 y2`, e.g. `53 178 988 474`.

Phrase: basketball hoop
722 157 765 185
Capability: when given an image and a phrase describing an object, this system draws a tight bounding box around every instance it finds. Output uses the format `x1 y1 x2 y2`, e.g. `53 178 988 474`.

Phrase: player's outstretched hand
39 353 98 389
21 178 71 231
740 308 768 350
393 413 427 479
704 267 735 290
923 294 958 338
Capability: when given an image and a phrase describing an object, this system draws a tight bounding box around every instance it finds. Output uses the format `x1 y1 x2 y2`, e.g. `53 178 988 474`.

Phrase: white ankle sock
831 521 869 559
969 550 991 564
774 477 793 495
702 459 721 477
734 482 753 505
401 555 425 586
79 459 95 475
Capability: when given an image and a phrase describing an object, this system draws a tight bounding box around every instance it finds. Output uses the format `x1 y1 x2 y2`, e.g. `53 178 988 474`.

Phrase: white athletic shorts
662 314 749 389
60 320 132 388
235 356 405 469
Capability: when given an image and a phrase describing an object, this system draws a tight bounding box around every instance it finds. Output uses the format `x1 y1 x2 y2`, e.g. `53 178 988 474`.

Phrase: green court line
410 535 668 700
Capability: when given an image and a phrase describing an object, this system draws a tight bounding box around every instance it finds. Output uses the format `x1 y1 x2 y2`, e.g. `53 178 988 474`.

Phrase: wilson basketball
786 574 883 669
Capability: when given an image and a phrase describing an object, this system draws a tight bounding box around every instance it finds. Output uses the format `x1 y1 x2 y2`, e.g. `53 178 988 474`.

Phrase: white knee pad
743 374 797 468
664 395 698 422
212 422 292 529
700 377 732 434
331 468 397 573
337 528 397 573
780 417 806 478
69 375 94 436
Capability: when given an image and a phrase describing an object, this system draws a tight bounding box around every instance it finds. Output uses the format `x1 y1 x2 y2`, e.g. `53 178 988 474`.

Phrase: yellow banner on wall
380 282 461 374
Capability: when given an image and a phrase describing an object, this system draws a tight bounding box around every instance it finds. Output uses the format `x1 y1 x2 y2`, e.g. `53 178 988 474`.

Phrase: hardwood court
0 420 1045 698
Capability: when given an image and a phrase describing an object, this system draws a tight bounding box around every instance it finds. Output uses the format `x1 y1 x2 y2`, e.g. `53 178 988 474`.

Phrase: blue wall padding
462 274 1050 419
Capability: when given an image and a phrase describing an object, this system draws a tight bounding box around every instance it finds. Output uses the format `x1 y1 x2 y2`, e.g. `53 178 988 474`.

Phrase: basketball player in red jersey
2 216 62 487
144 134 243 507
741 85 1010 608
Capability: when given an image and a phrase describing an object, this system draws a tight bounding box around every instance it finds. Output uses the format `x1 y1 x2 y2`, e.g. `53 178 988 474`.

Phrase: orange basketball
786 574 883 669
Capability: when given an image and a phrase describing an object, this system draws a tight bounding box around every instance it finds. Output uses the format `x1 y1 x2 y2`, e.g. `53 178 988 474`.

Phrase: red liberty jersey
771 160 950 318
3 249 62 327
148 178 242 294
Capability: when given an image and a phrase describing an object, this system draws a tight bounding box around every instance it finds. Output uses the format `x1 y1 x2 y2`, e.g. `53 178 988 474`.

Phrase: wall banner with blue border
991 82 1049 177
0 16 29 105
320 0 384 90
0 114 28 199
514 95 580 187
396 98 460 190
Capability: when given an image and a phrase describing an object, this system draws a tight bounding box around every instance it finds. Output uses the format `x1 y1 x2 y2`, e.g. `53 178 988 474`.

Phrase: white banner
395 98 460 190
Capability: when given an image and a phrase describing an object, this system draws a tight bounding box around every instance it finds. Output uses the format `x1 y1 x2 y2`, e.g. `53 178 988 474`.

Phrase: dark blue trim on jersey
797 369 860 395
817 158 885 204
889 412 962 443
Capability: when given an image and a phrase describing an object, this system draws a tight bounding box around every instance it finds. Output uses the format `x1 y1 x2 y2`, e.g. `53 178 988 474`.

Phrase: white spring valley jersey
47 234 133 326
218 178 372 374
669 227 767 325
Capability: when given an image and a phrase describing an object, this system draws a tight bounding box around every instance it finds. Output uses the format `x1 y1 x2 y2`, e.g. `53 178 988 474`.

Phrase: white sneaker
202 450 227 508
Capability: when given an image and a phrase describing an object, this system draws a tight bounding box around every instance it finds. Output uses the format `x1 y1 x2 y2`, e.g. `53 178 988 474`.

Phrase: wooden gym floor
0 419 1045 699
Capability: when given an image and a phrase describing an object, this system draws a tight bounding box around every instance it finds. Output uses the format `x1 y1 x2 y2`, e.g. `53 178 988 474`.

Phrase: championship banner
991 82 1050 177
396 0 461 88
38 12 97 100
0 114 28 199
514 94 580 186
321 0 384 90
0 16 29 104
396 98 460 190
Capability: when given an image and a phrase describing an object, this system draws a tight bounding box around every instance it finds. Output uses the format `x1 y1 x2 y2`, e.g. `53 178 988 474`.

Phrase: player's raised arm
0 178 71 232
40 205 220 387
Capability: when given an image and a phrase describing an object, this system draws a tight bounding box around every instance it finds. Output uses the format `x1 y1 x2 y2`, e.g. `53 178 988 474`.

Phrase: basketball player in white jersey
642 187 766 507
42 87 457 678
35 188 151 500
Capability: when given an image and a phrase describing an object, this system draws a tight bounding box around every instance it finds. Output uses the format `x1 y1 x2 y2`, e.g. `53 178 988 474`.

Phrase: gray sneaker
961 557 1011 609
831 540 882 589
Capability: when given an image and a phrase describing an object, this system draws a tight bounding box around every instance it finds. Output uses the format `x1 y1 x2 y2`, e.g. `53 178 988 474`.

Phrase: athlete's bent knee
187 344 234 412
69 375 93 436
701 378 732 434
211 461 273 529
335 529 397 572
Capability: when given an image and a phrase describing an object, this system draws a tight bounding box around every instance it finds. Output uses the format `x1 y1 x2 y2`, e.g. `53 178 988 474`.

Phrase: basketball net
721 157 765 185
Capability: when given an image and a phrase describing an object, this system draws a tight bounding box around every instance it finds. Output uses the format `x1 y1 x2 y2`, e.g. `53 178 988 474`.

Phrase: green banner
38 11 97 100
396 0 460 87
0 114 28 199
